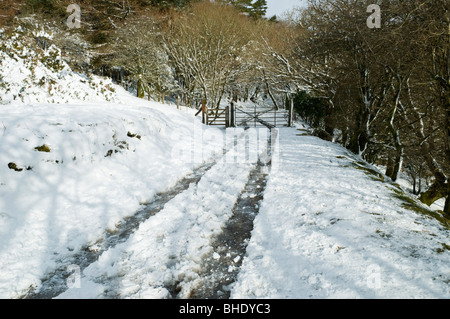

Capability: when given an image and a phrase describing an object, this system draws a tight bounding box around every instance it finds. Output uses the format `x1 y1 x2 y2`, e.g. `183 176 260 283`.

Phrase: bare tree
112 15 175 101
163 1 254 113
282 0 449 214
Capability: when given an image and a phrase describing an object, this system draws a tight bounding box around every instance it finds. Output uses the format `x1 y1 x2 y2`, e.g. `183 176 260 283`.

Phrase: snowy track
4 102 449 299
24 160 218 299
44 128 274 299
190 162 271 299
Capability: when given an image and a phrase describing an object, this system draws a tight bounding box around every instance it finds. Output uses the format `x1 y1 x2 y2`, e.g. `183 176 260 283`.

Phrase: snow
1 103 449 298
231 127 450 299
56 147 254 299
1 26 449 299
0 26 123 105
0 98 226 298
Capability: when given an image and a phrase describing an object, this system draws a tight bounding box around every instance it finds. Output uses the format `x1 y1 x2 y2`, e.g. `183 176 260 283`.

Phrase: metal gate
200 101 293 129
233 106 289 129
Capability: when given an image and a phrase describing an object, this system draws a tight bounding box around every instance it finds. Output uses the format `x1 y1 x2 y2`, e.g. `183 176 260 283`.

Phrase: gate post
230 102 235 127
225 105 230 128
288 97 294 127
254 103 257 127
274 109 277 127
202 99 207 125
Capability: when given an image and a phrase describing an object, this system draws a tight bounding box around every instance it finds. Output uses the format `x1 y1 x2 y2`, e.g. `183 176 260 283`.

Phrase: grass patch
375 229 392 239
436 243 450 254
127 132 141 140
389 187 450 230
34 144 51 152
351 161 385 182
8 162 23 172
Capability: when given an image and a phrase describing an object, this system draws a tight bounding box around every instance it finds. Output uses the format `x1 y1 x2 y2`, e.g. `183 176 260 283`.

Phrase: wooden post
254 103 257 128
177 95 180 110
225 106 230 128
202 99 206 124
274 109 277 127
230 102 235 127
288 96 294 127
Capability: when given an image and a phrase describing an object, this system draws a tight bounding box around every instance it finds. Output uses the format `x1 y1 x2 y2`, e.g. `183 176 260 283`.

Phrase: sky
266 0 306 18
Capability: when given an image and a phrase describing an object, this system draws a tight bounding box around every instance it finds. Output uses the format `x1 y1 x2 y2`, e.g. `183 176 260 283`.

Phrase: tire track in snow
23 161 218 299
76 128 270 299
170 129 277 299
24 129 250 299
64 132 257 299
176 164 270 299
24 129 248 299
25 128 275 299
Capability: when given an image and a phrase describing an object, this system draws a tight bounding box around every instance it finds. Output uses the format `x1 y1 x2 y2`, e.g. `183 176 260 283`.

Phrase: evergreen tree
147 0 194 10
229 0 253 13
250 0 267 19
226 0 267 19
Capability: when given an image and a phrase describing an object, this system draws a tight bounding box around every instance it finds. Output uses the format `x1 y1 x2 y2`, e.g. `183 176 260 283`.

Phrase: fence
197 100 295 129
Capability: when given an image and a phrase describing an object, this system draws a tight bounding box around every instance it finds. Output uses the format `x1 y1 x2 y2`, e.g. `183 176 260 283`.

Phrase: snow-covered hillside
0 25 124 105
0 24 449 300
0 100 228 298
232 128 450 298
0 26 226 297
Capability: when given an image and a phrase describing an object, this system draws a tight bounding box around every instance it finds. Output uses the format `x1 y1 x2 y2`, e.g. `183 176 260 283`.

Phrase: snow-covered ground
232 127 450 298
55 140 256 299
0 98 228 298
1 25 449 299
1 101 449 298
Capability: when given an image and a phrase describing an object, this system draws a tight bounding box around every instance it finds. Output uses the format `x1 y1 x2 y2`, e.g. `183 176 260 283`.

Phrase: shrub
293 90 326 128
24 0 64 15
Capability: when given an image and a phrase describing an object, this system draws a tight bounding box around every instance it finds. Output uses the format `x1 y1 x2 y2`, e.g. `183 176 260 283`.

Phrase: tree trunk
443 78 450 217
418 173 422 195
385 158 395 181
137 79 145 99
386 76 404 182
324 101 334 138
419 173 447 207
385 150 403 182
390 152 402 181
348 108 370 155
444 178 450 217
262 70 279 110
